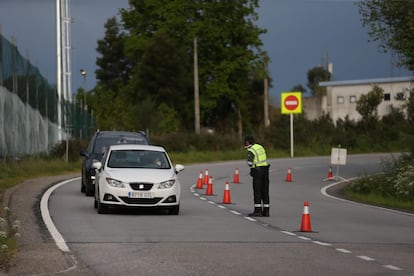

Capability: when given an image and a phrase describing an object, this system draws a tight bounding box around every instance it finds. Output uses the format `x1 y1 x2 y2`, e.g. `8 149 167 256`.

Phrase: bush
0 207 19 272
345 151 414 211
49 138 88 161
150 132 242 152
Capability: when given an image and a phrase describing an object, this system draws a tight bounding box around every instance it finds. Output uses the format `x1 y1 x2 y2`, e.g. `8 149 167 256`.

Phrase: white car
93 144 184 215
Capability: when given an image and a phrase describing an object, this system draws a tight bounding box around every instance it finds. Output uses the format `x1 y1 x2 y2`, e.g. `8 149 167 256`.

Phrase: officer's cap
244 135 255 144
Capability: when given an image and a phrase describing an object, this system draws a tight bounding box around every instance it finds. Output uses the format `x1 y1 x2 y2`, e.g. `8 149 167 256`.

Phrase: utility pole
194 37 200 135
264 52 270 128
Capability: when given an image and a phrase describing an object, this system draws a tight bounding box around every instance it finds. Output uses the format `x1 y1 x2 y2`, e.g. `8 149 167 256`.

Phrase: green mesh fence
0 33 94 157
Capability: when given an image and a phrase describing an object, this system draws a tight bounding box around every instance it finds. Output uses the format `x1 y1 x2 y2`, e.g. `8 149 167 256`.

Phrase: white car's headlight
158 179 175 189
105 177 126 188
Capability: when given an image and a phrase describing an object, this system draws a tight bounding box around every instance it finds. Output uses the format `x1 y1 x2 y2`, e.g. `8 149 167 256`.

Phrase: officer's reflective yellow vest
248 144 268 168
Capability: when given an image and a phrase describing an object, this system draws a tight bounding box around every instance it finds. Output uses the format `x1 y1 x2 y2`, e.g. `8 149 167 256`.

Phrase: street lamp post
80 68 87 139
80 68 87 107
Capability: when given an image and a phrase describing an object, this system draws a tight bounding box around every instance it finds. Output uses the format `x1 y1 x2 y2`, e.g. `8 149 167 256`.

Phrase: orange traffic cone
300 201 312 232
203 169 209 185
286 168 292 182
205 176 214 195
233 168 240 183
222 181 232 204
327 166 333 181
196 171 203 189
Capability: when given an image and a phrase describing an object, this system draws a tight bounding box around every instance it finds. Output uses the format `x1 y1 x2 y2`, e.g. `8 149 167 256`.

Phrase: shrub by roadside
0 207 20 272
345 151 414 212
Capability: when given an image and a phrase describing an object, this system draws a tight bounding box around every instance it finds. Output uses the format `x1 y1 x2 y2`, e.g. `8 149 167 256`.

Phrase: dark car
80 130 149 196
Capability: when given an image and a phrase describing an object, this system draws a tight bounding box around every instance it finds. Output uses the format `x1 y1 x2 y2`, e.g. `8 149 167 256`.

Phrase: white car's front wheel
97 199 108 214
169 204 179 215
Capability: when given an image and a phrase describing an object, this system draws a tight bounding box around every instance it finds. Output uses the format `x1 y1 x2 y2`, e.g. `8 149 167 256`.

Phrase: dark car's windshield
107 150 171 169
93 135 148 155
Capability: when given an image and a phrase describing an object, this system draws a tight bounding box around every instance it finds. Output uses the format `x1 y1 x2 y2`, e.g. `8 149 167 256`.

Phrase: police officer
244 135 270 217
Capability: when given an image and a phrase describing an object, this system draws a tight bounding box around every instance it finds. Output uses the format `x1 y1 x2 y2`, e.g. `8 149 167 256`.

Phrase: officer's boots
262 207 270 217
248 207 263 217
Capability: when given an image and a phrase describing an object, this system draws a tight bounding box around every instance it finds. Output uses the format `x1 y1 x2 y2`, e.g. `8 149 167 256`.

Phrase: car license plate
128 191 153 198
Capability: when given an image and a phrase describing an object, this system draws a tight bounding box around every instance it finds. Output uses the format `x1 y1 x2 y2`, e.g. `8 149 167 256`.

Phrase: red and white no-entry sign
281 92 302 114
284 95 299 110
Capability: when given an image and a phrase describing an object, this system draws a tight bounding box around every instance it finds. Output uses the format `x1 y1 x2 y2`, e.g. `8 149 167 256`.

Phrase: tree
307 66 331 97
123 31 194 130
290 84 306 94
119 0 266 133
406 90 414 123
358 0 414 70
95 17 130 91
90 17 134 130
356 85 383 123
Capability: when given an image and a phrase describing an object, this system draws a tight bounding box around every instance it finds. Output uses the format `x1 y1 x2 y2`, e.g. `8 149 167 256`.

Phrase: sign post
281 92 302 157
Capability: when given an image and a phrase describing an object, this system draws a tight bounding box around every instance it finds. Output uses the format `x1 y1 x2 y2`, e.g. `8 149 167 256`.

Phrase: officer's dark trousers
252 165 270 207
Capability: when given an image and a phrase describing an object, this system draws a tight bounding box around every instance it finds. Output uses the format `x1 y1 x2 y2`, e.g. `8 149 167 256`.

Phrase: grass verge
344 190 414 213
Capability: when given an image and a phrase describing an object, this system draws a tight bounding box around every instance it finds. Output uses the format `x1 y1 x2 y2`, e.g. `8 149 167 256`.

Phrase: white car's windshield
107 150 170 169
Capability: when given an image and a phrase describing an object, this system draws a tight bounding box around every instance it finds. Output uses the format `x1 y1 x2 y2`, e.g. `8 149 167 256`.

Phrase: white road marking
357 256 376 261
280 231 296 236
383 265 403 271
230 210 241 215
336 248 352 254
312 241 332 246
41 178 81 252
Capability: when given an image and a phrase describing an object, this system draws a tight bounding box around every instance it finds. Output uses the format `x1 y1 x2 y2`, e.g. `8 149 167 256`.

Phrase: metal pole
290 113 294 157
56 0 62 141
193 37 200 135
80 68 87 107
264 52 270 128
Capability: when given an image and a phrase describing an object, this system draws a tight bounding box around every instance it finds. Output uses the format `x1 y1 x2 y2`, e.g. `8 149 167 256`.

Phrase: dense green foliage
306 66 331 97
88 0 267 135
358 0 414 70
345 152 414 211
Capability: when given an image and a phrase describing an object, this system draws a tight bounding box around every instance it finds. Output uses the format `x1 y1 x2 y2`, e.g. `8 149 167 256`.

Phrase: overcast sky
0 0 411 103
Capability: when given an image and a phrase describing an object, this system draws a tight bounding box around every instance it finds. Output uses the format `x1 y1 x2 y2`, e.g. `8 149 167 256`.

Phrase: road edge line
40 177 81 252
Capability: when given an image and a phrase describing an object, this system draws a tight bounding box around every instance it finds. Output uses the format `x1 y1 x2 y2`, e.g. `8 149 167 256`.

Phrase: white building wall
305 77 413 123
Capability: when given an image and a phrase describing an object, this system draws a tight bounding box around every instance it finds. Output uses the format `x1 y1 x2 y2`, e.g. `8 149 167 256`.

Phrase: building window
337 96 344 104
384 93 390 101
395 92 405 101
349 95 357 103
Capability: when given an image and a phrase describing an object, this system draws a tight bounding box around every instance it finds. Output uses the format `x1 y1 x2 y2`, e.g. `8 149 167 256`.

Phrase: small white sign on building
331 147 347 165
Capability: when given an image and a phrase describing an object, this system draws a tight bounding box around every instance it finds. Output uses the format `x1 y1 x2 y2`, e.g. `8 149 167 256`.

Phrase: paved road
4 154 414 275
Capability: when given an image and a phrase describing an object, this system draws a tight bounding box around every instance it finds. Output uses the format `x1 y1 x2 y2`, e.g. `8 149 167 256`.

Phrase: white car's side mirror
175 164 184 173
